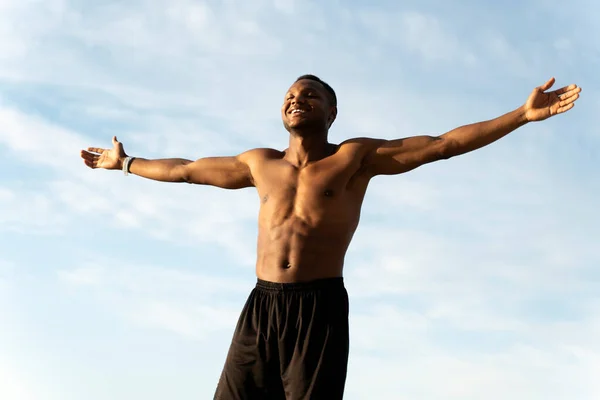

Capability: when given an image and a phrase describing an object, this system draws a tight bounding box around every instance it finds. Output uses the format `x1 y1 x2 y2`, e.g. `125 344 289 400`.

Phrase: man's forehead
286 79 324 93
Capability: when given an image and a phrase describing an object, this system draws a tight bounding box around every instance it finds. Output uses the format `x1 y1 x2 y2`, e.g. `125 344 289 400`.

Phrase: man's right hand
80 136 127 170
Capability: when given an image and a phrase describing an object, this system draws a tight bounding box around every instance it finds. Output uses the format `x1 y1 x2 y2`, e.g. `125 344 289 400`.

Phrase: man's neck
285 129 331 168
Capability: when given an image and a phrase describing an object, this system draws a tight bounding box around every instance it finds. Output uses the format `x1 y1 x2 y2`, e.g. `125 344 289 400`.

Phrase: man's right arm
81 136 255 189
127 155 254 189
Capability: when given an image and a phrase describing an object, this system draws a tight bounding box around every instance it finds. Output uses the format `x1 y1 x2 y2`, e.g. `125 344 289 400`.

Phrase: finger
81 150 98 160
83 159 96 169
112 136 119 146
87 147 106 154
559 91 580 104
558 95 580 110
81 152 100 162
557 88 580 98
539 77 555 91
82 153 97 163
557 102 575 114
554 84 580 96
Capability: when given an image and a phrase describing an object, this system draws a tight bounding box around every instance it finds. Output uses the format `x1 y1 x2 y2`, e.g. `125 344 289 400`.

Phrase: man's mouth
289 108 309 115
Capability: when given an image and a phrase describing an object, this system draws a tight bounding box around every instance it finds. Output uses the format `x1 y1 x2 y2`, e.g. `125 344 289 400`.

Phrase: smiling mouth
289 108 309 115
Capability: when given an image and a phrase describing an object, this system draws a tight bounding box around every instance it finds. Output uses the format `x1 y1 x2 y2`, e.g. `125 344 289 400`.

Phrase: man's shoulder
338 137 385 153
239 147 284 163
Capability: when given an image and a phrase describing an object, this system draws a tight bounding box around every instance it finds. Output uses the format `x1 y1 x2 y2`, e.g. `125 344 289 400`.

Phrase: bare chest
254 156 368 228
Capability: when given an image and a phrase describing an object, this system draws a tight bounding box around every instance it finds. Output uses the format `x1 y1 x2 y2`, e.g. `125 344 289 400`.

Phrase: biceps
183 156 253 189
368 136 451 175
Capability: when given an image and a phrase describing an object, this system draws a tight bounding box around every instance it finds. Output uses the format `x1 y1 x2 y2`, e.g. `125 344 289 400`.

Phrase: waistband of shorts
256 277 344 292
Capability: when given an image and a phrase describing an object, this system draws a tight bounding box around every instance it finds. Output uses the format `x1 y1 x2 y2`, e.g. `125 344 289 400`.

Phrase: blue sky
0 0 598 399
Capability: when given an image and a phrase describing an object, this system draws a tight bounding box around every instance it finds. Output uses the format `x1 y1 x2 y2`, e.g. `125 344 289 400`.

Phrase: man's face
281 79 336 133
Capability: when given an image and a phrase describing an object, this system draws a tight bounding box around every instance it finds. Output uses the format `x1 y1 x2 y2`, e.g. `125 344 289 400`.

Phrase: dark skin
80 77 581 282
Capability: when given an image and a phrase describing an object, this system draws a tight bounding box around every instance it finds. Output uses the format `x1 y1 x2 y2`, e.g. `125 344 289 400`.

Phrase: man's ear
328 106 338 127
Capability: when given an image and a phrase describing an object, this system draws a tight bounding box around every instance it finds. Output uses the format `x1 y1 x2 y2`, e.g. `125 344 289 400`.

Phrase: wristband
122 157 135 176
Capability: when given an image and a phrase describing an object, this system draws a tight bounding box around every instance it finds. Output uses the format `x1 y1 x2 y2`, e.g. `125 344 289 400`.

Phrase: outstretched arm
127 156 254 188
364 77 581 176
80 136 254 189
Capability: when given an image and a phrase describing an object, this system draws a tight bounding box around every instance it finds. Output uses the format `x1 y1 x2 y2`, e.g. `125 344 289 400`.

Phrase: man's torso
246 139 376 282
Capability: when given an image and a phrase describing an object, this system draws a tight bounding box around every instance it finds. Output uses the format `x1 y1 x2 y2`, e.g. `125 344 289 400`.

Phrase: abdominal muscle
255 211 357 283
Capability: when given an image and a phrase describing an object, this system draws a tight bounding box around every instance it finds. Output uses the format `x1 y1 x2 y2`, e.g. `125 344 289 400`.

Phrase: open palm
525 77 581 122
80 136 127 170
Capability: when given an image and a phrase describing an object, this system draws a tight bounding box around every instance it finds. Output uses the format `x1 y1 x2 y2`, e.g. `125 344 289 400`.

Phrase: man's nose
292 95 306 105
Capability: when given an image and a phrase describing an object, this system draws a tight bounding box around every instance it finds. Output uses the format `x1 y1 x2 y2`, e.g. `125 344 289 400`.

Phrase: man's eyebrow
303 83 323 91
297 86 322 95
285 84 323 97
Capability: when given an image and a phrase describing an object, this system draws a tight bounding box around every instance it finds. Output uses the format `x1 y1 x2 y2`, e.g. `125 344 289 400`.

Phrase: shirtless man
80 75 581 399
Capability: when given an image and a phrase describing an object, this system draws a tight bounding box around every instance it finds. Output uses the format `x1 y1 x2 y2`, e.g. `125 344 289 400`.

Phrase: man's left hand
524 77 581 122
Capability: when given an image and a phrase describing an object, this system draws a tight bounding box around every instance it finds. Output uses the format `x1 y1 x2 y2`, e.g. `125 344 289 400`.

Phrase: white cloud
59 265 105 286
345 300 600 399
554 37 572 51
400 11 473 63
0 185 67 234
58 262 249 339
0 107 88 170
477 31 534 78
0 361 36 400
0 104 259 259
127 300 240 340
356 9 476 65
0 259 17 291
273 0 296 14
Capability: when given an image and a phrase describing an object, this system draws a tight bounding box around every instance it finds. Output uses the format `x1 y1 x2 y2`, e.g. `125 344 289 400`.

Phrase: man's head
281 74 338 135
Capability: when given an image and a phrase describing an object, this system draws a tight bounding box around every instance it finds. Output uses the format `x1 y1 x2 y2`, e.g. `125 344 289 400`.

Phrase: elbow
438 138 458 160
174 162 193 183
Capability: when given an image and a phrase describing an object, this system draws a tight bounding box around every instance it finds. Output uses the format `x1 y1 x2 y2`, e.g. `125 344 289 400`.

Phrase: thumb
113 135 126 156
112 135 125 151
539 77 555 92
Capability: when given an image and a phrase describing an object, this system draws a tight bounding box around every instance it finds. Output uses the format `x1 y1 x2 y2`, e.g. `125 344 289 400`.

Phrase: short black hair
295 74 337 106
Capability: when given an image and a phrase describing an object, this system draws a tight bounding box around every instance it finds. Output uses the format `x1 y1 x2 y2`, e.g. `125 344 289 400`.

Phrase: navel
262 194 269 204
324 189 334 197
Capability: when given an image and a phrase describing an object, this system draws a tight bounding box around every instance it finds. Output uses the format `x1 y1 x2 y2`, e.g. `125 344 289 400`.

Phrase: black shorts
214 277 349 399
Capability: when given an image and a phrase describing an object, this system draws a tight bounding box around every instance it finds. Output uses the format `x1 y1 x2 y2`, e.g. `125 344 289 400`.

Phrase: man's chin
284 119 322 134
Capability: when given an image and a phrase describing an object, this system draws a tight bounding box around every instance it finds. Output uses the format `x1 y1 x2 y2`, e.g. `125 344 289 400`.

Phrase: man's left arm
363 77 581 176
